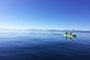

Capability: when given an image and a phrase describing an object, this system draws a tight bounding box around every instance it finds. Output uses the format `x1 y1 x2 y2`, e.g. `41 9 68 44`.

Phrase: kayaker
70 32 72 35
65 32 68 35
70 32 76 37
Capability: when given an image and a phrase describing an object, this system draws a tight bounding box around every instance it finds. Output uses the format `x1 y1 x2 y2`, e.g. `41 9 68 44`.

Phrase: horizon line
0 28 90 31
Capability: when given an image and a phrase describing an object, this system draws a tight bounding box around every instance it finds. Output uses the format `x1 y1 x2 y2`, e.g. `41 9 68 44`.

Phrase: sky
0 0 90 30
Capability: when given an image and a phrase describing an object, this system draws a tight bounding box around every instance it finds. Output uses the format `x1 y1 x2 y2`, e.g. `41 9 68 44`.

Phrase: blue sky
0 0 90 30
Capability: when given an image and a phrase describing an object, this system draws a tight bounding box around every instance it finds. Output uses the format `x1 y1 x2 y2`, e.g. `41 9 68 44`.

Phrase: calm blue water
0 31 90 60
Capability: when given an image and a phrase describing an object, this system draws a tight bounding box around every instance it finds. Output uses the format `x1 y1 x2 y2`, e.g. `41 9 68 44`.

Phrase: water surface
0 31 90 60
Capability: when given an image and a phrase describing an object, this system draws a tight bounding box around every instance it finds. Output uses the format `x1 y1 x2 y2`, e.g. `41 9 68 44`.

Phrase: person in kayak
70 32 72 35
65 32 68 35
69 32 76 37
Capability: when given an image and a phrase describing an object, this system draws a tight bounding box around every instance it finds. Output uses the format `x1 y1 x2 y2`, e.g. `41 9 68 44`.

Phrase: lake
0 31 90 60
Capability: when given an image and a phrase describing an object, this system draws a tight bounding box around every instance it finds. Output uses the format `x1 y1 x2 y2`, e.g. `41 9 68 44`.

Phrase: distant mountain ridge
0 28 90 33
27 29 90 33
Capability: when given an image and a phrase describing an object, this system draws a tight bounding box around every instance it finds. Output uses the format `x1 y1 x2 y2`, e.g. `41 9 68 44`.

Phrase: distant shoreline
0 28 90 33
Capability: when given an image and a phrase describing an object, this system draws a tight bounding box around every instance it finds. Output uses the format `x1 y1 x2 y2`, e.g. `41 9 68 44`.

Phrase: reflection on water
65 35 76 39
0 31 90 60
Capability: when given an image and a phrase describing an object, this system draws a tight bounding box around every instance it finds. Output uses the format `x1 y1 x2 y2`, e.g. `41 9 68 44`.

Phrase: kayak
64 34 76 38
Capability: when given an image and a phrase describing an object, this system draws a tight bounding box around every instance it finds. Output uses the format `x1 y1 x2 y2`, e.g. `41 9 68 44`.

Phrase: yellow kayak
64 34 76 38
